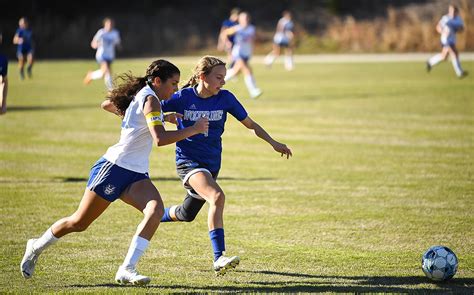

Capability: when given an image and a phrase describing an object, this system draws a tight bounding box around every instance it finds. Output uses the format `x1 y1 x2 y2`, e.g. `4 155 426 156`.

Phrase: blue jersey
0 54 7 77
222 19 238 43
15 28 33 53
161 87 248 172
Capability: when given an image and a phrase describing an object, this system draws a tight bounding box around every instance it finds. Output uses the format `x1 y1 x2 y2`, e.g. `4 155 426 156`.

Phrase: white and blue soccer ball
421 245 458 281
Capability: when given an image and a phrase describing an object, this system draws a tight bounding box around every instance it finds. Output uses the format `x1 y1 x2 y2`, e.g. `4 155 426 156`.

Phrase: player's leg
284 46 294 71
17 53 25 80
224 58 242 81
264 44 280 67
84 58 105 85
116 179 164 285
161 192 206 222
20 189 111 279
427 47 449 72
187 172 240 275
103 61 113 90
447 45 466 78
241 60 262 99
26 52 33 78
0 75 7 115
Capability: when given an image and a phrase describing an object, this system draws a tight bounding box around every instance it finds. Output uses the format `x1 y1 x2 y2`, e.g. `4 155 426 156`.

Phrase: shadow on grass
8 104 98 112
66 270 474 293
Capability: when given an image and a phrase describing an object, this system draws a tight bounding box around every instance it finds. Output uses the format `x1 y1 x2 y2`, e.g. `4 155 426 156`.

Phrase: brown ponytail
182 56 226 89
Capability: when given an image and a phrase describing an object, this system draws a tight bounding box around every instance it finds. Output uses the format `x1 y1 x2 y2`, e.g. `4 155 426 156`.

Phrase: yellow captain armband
145 112 164 127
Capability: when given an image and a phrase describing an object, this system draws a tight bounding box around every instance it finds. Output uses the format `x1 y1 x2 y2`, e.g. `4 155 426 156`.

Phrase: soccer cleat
20 239 39 279
250 88 263 99
459 71 469 79
426 61 432 73
213 255 240 276
115 266 151 285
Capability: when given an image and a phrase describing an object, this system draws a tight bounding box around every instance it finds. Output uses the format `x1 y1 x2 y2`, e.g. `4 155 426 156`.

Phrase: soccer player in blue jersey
217 7 240 66
426 4 467 78
20 59 209 285
83 18 121 90
0 32 8 115
160 56 292 275
264 11 295 71
222 11 263 99
13 17 34 80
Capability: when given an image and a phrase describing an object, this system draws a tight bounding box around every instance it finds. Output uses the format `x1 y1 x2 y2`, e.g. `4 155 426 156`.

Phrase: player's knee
144 200 164 223
208 191 225 207
68 217 90 232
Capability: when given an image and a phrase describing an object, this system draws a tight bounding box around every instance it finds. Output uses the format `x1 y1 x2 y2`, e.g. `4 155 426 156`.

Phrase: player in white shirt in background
84 18 121 89
426 4 467 78
21 59 208 285
264 10 295 71
222 11 263 99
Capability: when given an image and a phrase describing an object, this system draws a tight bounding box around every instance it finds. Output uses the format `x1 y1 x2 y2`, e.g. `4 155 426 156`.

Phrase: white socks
105 73 113 90
224 69 236 82
33 227 59 254
122 235 149 269
244 75 258 93
428 54 444 67
264 54 276 66
284 55 294 71
451 57 464 77
90 70 104 80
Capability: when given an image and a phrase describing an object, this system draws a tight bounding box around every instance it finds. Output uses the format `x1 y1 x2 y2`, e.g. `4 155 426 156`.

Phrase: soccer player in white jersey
222 11 263 99
426 4 467 78
20 59 209 285
264 10 295 71
83 18 121 89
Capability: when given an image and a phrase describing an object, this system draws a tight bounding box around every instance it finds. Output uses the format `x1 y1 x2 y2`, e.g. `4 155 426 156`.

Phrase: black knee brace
174 193 206 222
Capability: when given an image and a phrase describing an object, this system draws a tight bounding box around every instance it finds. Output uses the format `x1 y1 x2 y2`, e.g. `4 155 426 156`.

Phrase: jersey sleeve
161 91 181 113
226 92 248 121
0 56 8 76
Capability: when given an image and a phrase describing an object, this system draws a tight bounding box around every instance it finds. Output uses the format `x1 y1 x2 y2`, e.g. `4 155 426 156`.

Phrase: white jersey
273 17 294 44
103 85 164 173
439 15 464 45
93 28 121 60
231 25 255 59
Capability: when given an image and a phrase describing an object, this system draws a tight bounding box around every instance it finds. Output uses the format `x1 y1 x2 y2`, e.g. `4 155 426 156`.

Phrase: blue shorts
96 56 113 65
87 157 149 202
17 47 33 58
0 54 8 77
176 159 218 198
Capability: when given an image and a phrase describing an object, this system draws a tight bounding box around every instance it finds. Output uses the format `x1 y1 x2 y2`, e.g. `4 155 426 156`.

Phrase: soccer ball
421 245 458 281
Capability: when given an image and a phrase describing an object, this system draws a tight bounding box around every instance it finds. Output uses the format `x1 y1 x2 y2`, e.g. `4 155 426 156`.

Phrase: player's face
156 73 180 100
202 65 226 96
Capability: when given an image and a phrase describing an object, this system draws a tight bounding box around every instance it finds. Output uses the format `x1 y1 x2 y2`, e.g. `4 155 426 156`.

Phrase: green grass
0 58 473 293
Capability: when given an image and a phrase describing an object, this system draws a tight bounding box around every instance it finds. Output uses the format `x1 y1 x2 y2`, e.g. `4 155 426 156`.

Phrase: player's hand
192 117 209 134
273 142 292 159
164 113 183 125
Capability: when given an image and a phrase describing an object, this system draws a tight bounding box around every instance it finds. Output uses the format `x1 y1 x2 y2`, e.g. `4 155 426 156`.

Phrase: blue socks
209 228 225 261
161 207 172 222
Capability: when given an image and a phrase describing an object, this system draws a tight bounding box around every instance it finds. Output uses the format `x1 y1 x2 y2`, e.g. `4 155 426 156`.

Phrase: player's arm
240 116 292 159
222 25 239 37
143 95 208 146
101 99 122 117
13 33 23 45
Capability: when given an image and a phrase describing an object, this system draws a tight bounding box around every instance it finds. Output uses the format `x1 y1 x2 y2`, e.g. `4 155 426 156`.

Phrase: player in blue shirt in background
160 56 292 275
0 32 9 115
13 17 34 80
217 7 240 67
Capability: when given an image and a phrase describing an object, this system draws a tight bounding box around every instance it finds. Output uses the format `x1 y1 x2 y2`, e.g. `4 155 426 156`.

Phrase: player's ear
153 76 162 87
199 73 207 82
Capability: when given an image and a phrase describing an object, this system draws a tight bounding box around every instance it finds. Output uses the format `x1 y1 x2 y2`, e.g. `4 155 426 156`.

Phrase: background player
217 7 240 67
83 18 121 89
0 32 8 115
159 56 292 275
13 17 34 80
264 10 295 71
20 59 208 285
222 11 262 99
426 4 467 78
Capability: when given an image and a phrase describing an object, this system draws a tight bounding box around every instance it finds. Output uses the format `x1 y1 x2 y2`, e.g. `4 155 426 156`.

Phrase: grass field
0 57 473 293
